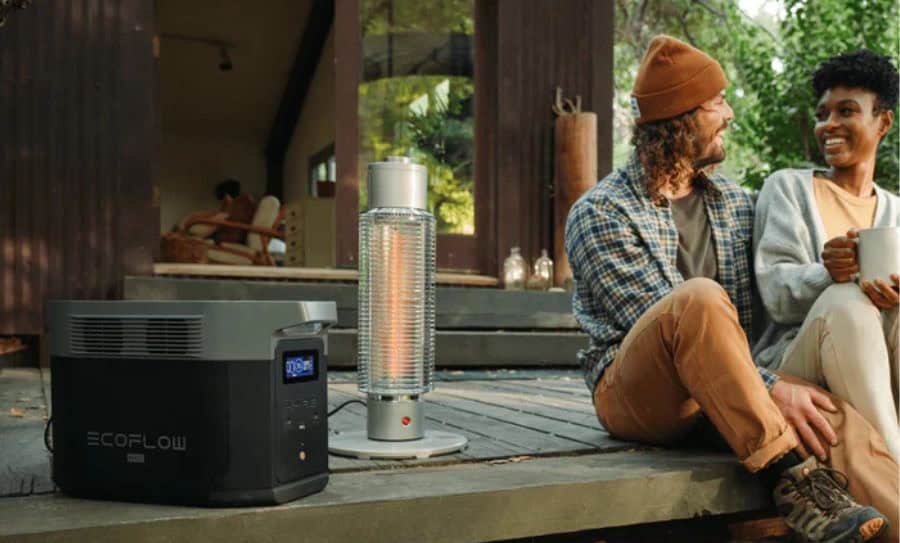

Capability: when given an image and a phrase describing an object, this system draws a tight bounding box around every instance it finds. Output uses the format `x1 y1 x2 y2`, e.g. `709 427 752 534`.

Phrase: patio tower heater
328 156 467 459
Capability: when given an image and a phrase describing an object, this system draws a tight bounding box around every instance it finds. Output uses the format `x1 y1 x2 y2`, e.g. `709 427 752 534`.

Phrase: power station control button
299 451 307 461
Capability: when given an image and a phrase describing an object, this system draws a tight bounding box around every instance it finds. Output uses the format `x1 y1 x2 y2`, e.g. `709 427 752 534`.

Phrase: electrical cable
327 399 366 418
44 415 53 453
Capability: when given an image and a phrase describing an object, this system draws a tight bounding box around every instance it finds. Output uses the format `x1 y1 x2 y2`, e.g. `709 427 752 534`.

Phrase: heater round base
328 430 468 460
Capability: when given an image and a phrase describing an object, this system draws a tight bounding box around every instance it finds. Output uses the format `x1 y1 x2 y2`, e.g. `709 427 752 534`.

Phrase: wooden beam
334 0 361 268
265 0 335 199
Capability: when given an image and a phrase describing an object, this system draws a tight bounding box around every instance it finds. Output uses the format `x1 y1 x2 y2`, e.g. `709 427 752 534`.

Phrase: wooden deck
0 367 777 542
327 370 629 472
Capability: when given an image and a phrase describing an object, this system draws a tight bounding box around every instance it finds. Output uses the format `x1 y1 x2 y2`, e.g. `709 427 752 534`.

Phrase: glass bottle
503 247 527 290
533 249 554 291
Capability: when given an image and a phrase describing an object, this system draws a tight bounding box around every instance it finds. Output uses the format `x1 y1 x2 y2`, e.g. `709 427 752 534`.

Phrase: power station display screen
283 350 318 383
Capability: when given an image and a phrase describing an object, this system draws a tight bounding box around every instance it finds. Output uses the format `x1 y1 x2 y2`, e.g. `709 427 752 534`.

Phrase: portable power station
46 300 337 506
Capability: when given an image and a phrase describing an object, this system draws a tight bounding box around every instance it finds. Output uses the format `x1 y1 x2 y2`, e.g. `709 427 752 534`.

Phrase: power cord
328 399 365 418
44 415 53 453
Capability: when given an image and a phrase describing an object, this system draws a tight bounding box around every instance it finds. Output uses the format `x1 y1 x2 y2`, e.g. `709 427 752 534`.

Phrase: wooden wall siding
490 0 613 272
0 0 158 335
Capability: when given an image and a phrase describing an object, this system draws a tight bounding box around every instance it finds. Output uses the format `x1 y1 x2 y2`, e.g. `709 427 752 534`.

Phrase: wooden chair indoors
162 194 285 266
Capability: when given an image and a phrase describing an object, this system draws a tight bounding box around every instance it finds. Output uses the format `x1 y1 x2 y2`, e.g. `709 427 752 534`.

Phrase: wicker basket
160 233 209 264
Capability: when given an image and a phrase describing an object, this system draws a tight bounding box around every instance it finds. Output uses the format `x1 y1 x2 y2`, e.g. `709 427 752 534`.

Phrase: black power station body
47 300 337 506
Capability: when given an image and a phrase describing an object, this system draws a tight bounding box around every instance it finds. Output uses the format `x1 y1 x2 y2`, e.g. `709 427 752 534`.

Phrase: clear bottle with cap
503 247 527 290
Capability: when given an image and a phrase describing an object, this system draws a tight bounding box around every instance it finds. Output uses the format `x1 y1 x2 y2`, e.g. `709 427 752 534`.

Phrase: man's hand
822 229 858 282
861 273 900 310
770 379 838 461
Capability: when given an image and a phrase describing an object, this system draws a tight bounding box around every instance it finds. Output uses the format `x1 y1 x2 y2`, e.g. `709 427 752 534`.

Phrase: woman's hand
861 273 900 310
822 229 859 282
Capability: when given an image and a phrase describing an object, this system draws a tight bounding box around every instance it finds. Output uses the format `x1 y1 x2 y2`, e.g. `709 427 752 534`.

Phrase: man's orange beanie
631 35 728 124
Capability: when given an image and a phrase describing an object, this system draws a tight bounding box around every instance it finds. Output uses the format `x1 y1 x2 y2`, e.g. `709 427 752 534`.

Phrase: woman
754 49 900 459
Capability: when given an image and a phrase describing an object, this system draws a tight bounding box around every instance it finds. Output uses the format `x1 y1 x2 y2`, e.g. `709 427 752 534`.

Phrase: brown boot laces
792 468 853 516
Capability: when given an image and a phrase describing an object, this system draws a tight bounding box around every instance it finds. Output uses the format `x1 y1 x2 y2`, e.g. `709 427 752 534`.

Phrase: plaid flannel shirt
565 154 777 393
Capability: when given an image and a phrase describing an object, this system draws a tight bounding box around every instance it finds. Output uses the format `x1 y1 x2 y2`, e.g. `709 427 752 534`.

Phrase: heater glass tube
358 207 435 396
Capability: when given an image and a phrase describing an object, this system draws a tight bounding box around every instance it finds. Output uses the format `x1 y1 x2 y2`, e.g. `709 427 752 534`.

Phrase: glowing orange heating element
387 226 408 385
372 221 420 390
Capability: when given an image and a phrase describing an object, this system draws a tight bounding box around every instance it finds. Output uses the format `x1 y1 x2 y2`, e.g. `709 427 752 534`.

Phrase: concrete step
328 328 587 367
124 276 579 330
0 450 768 543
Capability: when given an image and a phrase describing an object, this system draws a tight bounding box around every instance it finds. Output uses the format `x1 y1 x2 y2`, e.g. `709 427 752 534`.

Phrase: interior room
156 0 336 268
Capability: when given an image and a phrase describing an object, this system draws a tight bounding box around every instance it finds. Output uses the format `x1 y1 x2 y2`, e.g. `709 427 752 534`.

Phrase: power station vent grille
70 315 204 358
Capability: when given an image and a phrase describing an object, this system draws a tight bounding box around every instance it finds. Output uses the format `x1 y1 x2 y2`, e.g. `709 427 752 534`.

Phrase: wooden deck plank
428 381 608 445
467 377 593 404
391 389 608 451
468 379 596 414
442 380 600 427
506 378 592 397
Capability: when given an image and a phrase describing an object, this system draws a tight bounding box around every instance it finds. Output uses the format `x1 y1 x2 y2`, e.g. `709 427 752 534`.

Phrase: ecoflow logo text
86 431 187 452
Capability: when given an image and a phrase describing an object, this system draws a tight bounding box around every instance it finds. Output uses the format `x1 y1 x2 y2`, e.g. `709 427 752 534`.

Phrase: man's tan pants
593 279 899 542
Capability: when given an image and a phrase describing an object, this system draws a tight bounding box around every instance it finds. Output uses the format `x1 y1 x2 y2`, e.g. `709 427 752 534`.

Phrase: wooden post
553 101 597 288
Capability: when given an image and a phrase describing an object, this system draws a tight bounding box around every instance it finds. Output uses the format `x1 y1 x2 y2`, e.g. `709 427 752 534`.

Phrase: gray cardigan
752 168 900 370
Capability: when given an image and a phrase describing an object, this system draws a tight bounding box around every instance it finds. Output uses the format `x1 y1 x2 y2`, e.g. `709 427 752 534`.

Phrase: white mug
857 226 900 284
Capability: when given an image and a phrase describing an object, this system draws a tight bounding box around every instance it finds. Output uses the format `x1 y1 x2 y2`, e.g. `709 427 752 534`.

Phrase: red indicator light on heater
401 416 411 426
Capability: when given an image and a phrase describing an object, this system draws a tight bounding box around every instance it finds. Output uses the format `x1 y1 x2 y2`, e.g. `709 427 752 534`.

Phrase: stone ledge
0 450 769 543
123 276 579 330
328 329 587 367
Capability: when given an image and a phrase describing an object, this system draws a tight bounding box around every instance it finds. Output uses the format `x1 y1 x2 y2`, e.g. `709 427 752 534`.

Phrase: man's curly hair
632 109 701 205
812 49 899 112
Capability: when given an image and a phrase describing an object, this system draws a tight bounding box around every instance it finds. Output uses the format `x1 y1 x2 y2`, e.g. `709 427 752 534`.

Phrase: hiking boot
773 456 887 542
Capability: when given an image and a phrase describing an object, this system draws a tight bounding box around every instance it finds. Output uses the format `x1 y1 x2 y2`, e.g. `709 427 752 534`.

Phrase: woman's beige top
812 175 877 240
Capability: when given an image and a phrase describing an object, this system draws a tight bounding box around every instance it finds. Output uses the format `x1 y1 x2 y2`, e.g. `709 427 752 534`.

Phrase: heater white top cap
367 156 428 210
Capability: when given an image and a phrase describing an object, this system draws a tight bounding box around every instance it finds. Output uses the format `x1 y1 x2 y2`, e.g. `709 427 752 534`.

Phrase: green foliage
361 0 473 35
358 0 476 234
359 76 475 233
614 0 899 192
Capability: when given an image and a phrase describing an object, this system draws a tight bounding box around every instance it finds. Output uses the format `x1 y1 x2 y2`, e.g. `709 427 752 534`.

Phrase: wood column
481 0 613 276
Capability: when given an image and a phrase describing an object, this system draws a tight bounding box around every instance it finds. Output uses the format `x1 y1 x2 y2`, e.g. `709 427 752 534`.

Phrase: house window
309 143 336 198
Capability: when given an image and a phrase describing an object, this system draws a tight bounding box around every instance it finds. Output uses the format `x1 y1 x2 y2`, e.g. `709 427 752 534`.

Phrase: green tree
728 0 899 190
613 0 899 192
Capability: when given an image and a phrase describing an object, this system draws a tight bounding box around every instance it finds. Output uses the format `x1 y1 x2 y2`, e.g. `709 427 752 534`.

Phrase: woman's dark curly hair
632 109 701 204
812 50 899 111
